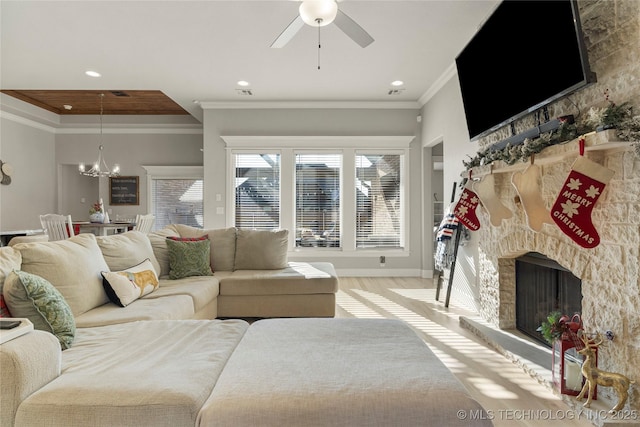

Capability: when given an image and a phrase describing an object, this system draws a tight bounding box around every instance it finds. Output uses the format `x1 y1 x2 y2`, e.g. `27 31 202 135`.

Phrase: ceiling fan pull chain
317 23 321 70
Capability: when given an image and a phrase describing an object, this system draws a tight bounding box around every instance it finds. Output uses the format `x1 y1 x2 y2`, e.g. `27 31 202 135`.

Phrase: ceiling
0 0 500 122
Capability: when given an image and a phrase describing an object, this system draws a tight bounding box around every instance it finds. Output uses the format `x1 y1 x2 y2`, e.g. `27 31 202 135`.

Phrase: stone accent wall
478 0 640 148
472 0 640 409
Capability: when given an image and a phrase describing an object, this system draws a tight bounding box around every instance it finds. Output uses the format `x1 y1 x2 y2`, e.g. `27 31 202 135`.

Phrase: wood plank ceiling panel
0 90 189 115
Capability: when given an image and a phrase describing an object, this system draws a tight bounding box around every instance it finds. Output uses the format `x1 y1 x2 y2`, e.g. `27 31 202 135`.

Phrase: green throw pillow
3 270 76 349
166 238 213 279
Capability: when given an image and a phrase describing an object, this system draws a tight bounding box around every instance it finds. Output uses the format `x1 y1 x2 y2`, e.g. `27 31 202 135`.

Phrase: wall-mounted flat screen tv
455 0 595 141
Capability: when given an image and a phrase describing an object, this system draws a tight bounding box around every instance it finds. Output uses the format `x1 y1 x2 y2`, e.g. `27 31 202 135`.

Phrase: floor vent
110 91 130 97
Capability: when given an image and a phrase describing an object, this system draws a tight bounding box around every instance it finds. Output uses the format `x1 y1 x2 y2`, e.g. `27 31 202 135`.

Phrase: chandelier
78 93 120 178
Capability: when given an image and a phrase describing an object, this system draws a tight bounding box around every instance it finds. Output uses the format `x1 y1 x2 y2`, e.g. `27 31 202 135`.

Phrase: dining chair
133 214 155 234
39 214 75 241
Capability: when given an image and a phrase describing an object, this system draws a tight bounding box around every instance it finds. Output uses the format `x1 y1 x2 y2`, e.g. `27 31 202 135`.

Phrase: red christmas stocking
453 182 481 231
551 155 614 248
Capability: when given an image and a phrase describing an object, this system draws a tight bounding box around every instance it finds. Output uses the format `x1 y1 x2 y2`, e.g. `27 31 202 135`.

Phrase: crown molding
0 111 57 133
221 135 415 149
200 101 421 110
0 111 203 135
55 126 203 135
418 62 457 107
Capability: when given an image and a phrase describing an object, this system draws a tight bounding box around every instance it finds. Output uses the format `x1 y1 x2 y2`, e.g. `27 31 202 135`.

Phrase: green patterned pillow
3 270 76 349
166 238 213 279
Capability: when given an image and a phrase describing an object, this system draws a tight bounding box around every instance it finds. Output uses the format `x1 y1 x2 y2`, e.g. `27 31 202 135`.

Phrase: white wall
420 77 482 309
0 117 57 230
55 132 203 220
202 107 429 276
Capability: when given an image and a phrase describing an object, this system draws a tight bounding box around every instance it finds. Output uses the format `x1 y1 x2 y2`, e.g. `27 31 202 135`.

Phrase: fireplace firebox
515 252 582 347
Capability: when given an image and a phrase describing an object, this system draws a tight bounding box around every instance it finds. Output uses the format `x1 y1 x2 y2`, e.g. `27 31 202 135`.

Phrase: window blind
356 154 402 248
234 153 280 230
151 179 203 231
295 153 341 248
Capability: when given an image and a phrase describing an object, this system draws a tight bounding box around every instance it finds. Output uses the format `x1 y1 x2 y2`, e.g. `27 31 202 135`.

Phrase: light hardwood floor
335 277 594 427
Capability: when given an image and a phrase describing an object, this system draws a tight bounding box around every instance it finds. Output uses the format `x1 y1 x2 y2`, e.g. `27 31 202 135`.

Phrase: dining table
73 221 136 237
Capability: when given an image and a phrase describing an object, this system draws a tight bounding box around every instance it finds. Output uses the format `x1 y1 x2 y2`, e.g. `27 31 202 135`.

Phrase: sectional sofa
0 226 492 426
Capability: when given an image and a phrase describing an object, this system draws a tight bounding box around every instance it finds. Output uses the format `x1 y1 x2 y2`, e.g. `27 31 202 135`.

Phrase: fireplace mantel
463 130 633 180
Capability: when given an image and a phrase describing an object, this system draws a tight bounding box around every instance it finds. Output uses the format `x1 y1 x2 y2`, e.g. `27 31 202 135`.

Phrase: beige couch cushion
13 234 109 316
96 231 161 276
198 318 491 427
16 320 249 427
219 262 338 296
172 224 237 272
151 276 220 313
147 225 180 277
234 229 288 270
0 247 22 290
0 330 61 427
74 295 195 328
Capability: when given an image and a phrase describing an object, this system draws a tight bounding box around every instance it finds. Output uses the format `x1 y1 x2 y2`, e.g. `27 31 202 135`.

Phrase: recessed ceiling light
85 70 101 78
391 80 404 87
63 104 73 110
237 80 250 87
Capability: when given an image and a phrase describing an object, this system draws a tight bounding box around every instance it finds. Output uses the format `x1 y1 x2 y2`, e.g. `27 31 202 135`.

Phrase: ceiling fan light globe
299 0 338 27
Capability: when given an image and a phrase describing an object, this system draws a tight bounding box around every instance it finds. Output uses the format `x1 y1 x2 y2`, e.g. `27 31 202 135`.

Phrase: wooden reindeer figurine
576 332 635 413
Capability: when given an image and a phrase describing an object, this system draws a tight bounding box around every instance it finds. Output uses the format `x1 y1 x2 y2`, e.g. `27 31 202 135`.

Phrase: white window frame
222 136 412 256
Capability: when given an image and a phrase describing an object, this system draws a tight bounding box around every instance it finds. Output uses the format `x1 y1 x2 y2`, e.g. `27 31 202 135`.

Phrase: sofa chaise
0 227 492 426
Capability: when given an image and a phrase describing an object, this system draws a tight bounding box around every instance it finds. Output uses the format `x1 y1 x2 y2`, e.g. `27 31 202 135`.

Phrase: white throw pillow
101 259 159 307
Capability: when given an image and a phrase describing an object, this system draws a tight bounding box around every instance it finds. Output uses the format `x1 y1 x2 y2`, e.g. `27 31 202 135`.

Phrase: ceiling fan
271 0 374 49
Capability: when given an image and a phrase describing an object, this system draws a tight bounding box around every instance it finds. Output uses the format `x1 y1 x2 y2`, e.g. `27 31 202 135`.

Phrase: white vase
89 212 104 223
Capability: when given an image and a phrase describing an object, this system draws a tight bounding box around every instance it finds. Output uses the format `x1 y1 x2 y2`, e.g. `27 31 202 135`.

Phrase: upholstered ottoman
197 318 492 426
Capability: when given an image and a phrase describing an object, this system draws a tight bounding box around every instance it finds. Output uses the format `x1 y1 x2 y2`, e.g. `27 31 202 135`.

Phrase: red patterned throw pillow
0 294 11 317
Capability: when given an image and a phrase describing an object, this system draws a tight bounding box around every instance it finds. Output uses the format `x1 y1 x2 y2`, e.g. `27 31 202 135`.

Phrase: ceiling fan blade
270 15 305 48
334 9 374 48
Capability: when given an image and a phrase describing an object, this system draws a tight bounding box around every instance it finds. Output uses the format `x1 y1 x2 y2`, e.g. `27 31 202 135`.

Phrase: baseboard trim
335 268 423 277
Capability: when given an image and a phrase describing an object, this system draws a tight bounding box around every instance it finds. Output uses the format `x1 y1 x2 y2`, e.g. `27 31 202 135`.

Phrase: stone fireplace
472 132 639 409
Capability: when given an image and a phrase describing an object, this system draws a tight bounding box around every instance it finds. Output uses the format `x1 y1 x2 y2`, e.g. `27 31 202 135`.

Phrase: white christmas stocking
550 155 614 248
511 163 553 232
473 173 512 227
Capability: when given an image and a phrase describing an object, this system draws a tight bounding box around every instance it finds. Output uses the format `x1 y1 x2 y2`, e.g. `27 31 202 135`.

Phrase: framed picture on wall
109 176 139 205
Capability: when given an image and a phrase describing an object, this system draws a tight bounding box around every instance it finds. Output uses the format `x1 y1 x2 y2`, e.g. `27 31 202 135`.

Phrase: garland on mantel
463 96 640 171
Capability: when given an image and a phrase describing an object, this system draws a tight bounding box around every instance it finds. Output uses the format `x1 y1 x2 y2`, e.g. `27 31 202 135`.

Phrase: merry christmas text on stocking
551 154 614 249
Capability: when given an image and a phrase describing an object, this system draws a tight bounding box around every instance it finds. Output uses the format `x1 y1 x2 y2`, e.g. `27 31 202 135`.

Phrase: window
295 153 341 248
356 154 403 248
143 166 204 232
223 136 411 254
152 179 203 230
234 153 280 230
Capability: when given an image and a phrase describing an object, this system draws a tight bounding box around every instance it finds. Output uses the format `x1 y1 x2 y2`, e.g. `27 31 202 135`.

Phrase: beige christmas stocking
511 164 553 232
473 174 512 227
